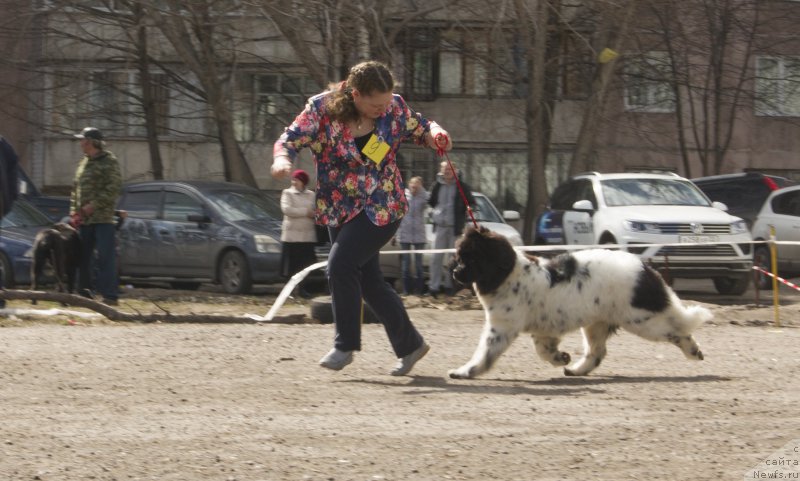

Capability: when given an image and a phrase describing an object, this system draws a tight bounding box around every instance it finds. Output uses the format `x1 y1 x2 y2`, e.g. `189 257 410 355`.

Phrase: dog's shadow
344 375 599 397
528 374 731 386
344 374 730 397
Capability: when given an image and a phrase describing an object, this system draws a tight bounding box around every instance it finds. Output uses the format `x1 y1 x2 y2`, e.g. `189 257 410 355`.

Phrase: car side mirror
571 200 595 212
502 210 520 221
187 213 211 224
712 201 728 211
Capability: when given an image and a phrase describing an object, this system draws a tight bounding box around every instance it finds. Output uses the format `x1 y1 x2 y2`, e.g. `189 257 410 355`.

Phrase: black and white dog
448 227 711 378
30 222 81 302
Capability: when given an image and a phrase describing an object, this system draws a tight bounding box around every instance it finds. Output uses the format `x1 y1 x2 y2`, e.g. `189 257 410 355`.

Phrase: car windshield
472 196 504 223
205 190 283 222
601 179 710 207
0 200 52 228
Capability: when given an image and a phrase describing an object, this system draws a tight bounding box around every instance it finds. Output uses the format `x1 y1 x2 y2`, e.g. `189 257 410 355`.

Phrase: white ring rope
260 239 800 321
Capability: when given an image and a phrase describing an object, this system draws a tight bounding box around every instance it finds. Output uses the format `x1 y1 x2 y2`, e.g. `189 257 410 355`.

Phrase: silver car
751 184 800 289
379 192 523 283
117 181 284 294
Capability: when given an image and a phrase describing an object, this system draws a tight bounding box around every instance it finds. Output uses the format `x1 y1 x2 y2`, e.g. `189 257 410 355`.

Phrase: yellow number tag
361 134 390 165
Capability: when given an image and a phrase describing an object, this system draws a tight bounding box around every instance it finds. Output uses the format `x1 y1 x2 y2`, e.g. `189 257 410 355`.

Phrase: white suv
534 172 753 295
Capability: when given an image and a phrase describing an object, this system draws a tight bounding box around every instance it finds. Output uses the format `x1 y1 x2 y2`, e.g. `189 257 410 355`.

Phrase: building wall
5 0 800 206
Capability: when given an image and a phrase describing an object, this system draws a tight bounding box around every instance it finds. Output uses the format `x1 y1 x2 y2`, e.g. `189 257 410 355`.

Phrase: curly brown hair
325 61 394 123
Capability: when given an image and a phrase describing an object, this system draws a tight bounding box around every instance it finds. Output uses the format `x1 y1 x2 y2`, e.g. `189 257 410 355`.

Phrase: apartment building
1 1 799 214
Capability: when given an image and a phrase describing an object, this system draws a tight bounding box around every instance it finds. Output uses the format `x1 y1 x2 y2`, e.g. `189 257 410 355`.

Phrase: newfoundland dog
448 227 711 378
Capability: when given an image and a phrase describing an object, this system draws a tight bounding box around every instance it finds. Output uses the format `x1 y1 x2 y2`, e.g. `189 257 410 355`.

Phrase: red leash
434 133 478 229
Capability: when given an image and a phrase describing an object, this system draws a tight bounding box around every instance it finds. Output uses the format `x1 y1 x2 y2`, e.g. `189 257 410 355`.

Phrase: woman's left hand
427 125 452 152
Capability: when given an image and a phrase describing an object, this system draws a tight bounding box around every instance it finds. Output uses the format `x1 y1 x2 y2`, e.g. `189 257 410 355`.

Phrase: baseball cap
74 127 103 141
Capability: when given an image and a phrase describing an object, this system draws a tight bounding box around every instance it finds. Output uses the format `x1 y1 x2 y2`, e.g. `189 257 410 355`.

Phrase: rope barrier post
753 265 760 306
769 225 780 327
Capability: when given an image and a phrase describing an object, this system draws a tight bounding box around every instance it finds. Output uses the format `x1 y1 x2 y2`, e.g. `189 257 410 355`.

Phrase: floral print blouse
273 92 433 227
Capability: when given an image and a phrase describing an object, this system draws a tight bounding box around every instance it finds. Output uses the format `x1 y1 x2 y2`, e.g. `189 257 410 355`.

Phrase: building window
401 28 437 101
755 56 800 117
623 51 676 113
437 29 488 96
457 150 528 211
398 27 522 100
233 73 315 142
48 69 173 138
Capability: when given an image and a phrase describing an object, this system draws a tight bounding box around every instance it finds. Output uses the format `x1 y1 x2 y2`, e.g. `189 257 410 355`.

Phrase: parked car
0 199 54 287
751 184 800 289
691 172 795 229
534 172 753 295
17 167 71 221
116 180 285 294
379 192 523 283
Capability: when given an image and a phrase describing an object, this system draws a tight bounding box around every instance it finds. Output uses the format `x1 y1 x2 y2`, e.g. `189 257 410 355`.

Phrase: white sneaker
390 342 430 376
319 348 353 371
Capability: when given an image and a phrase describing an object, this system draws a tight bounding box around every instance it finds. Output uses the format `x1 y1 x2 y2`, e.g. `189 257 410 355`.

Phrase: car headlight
623 220 661 234
254 235 281 254
730 220 748 235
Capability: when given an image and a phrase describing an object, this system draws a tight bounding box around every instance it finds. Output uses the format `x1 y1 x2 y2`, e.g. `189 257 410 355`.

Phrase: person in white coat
281 169 317 298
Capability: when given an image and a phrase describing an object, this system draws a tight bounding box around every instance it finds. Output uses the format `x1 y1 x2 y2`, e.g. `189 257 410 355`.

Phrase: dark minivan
692 172 795 228
116 180 284 294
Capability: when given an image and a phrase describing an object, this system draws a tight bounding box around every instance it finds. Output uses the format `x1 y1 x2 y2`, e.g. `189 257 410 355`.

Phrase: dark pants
327 211 424 357
79 223 118 301
281 241 317 294
400 242 425 294
281 242 317 277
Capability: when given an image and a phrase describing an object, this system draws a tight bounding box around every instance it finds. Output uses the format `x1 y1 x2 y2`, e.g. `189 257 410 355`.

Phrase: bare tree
258 0 331 88
0 1 206 181
628 0 793 177
569 0 638 176
141 0 257 185
514 0 556 243
127 1 165 179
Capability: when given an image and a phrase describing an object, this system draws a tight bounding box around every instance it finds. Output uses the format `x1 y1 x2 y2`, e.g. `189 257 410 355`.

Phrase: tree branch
0 290 310 324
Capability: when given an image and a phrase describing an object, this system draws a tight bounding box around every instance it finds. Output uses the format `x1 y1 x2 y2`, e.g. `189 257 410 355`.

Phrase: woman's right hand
271 156 292 179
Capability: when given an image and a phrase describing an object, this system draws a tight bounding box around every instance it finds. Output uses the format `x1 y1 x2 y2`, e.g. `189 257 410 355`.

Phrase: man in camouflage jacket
70 127 122 305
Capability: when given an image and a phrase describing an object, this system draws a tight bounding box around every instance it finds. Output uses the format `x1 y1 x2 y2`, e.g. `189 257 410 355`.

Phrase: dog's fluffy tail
681 304 713 331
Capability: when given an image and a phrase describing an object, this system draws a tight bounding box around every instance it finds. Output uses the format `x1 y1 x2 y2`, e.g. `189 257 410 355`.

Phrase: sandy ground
1 281 799 481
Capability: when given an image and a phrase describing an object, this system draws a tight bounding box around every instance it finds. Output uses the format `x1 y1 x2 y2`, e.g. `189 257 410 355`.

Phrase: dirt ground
1 281 799 481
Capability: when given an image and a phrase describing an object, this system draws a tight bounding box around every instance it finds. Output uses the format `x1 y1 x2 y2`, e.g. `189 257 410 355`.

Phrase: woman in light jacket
280 169 317 297
397 176 428 295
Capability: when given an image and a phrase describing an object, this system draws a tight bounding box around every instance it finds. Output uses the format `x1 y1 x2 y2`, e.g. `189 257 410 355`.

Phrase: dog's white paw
448 366 474 379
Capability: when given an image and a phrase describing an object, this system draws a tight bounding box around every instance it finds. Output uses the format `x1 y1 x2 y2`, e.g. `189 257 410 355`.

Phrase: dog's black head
453 226 518 295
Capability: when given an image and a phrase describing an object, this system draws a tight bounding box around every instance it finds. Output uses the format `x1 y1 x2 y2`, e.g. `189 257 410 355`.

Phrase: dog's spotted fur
449 227 711 378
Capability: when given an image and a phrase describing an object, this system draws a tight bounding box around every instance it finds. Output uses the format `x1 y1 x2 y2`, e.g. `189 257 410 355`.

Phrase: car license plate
679 235 719 244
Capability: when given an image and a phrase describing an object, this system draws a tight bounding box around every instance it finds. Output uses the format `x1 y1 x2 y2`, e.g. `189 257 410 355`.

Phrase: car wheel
169 281 201 291
600 234 618 249
713 274 751 295
0 252 13 287
219 250 252 294
309 295 381 324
